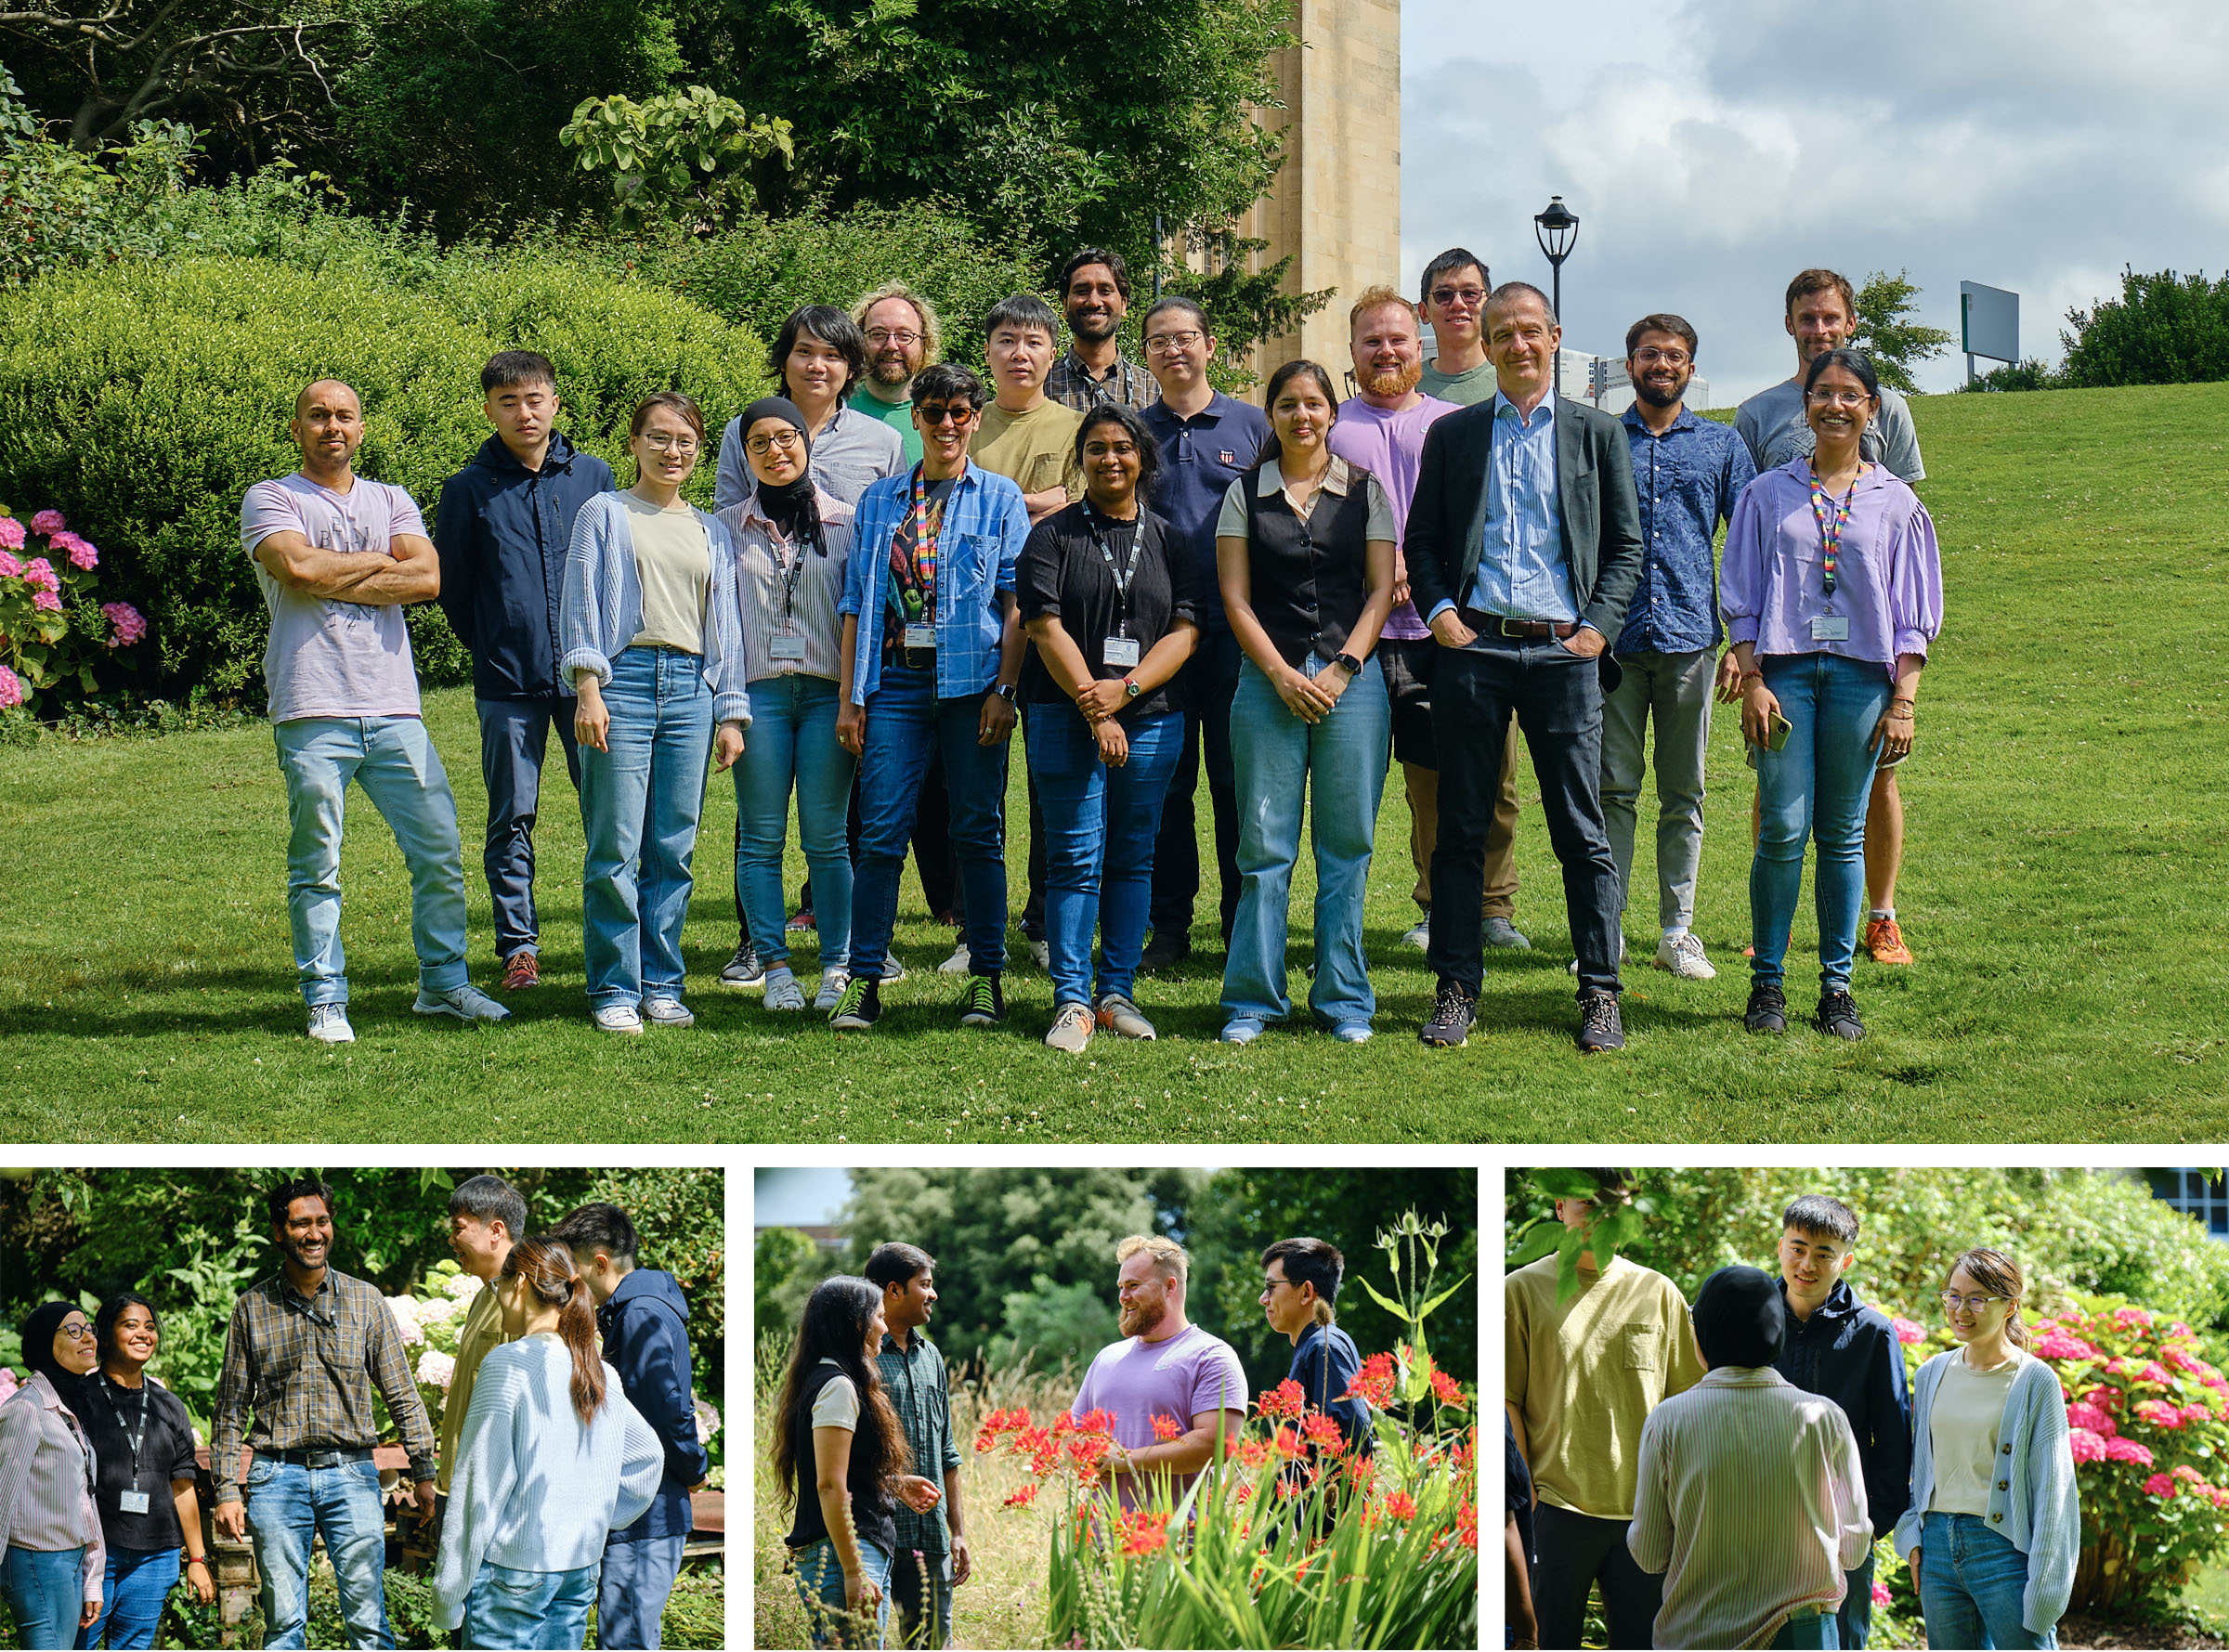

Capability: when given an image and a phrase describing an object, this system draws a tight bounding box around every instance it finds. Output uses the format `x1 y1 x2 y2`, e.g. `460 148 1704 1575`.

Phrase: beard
1118 1298 1166 1338
1362 359 1424 398
1069 307 1120 344
1634 371 1689 410
869 348 919 387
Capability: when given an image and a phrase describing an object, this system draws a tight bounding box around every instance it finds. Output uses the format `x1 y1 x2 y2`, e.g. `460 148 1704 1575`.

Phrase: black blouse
79 1372 199 1552
1017 499 1198 720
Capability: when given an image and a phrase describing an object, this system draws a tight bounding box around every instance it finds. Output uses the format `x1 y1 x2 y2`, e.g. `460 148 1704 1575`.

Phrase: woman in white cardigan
434 1239 665 1650
1896 1248 2079 1650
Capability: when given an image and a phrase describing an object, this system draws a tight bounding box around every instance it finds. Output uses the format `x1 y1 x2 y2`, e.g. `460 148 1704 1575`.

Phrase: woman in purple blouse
1721 346 1943 1042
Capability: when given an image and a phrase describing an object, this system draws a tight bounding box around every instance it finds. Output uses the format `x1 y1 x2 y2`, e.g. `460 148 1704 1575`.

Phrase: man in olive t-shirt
974 293 1083 526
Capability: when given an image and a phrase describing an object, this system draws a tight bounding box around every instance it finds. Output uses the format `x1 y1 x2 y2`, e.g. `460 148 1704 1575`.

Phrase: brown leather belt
1459 607 1580 641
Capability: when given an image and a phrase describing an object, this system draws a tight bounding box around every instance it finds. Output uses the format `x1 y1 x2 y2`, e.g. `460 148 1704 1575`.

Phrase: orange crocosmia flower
1236 1439 1269 1467
1004 1483 1040 1508
1273 1425 1303 1458
1234 1481 1254 1502
1076 1408 1118 1436
1429 1369 1466 1406
1119 1511 1171 1556
1456 1500 1479 1551
1384 1491 1419 1520
1152 1414 1181 1442
1301 1413 1346 1450
1257 1378 1306 1421
1346 1352 1399 1410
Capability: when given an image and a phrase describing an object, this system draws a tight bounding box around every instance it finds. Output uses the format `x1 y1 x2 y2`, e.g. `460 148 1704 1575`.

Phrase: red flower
1119 1510 1170 1556
1258 1379 1306 1421
1004 1483 1040 1508
1273 1425 1304 1458
1301 1413 1347 1451
1152 1414 1181 1442
1429 1369 1466 1407
1346 1352 1399 1410
1455 1500 1479 1551
1236 1439 1269 1467
1384 1491 1419 1521
1075 1408 1118 1436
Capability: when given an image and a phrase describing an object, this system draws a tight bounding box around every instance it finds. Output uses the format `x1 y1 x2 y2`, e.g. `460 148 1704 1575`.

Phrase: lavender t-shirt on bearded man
1073 1322 1250 1506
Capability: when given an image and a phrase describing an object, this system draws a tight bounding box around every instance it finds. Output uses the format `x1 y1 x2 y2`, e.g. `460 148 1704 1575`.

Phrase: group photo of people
0 1166 725 1650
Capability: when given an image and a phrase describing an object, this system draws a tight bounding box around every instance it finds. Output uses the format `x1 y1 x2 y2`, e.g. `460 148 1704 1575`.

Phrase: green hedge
0 254 768 704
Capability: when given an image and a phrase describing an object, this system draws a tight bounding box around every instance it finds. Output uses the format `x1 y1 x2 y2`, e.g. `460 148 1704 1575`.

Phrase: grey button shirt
715 406 905 514
716 487 856 683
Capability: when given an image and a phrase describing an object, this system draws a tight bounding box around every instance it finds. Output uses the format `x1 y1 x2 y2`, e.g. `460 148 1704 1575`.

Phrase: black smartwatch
994 683 1018 702
1333 652 1363 677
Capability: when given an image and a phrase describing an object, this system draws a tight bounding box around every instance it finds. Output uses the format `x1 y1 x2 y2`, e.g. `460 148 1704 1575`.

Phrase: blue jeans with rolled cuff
735 673 855 970
241 1451 392 1649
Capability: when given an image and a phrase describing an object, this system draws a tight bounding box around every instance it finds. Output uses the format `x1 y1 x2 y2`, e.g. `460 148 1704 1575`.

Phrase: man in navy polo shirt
1137 296 1271 969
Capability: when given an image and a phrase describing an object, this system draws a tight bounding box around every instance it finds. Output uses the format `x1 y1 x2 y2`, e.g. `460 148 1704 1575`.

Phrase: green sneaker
829 975 880 1031
959 973 1006 1027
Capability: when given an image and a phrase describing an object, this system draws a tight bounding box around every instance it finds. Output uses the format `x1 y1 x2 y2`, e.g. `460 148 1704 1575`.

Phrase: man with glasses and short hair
1259 1238 1369 1451
853 283 943 465
866 1242 970 1647
1047 248 1159 410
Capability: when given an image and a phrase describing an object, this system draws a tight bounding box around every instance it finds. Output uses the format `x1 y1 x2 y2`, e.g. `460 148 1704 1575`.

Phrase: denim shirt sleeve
698 509 753 728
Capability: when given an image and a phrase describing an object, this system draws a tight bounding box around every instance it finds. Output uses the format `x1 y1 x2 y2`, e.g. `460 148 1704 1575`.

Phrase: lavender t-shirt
1073 1323 1249 1505
241 473 427 723
1328 394 1460 639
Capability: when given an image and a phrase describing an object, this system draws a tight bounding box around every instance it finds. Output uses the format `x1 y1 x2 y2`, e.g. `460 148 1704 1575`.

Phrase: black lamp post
1533 195 1579 395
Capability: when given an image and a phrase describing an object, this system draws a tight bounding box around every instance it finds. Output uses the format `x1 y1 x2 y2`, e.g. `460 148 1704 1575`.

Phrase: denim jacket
557 491 750 728
840 462 1029 704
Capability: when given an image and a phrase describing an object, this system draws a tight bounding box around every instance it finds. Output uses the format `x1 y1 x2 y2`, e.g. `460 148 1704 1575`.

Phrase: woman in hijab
0 1301 105 1648
718 397 863 1014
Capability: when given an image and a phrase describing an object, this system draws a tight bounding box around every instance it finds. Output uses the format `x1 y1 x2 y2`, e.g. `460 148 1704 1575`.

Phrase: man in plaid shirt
868 1242 969 1648
212 1177 437 1650
1045 249 1160 413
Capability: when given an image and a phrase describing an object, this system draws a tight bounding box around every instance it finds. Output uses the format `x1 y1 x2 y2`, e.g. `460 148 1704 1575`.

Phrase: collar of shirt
279 1272 335 1313
1060 347 1133 385
1696 1364 1792 1390
1256 454 1356 498
1621 403 1701 438
1147 394 1230 429
1492 389 1558 430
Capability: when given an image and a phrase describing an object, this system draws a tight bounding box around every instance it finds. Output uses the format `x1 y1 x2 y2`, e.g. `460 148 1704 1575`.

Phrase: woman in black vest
771 1277 938 1647
1216 359 1397 1045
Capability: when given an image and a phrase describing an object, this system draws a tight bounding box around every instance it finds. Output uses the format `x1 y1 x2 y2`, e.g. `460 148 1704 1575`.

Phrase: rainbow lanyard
1805 469 1855 600
909 464 939 611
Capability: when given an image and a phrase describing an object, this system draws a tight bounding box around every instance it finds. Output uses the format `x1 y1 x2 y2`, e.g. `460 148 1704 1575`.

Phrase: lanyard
100 1375 150 1486
909 465 940 613
1085 504 1145 634
1805 469 1855 600
767 526 809 627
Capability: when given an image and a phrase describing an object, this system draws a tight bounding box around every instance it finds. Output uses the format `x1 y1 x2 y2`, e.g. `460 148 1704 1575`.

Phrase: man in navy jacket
553 1202 710 1651
434 351 615 991
1774 1192 1913 1650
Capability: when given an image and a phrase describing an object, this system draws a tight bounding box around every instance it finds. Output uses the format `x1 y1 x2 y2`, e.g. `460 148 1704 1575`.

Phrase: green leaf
1506 1220 1563 1268
1531 1168 1601 1200
1357 1276 1411 1322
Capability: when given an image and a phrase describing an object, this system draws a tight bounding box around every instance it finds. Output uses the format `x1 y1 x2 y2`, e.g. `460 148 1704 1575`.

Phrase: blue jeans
597 1532 684 1650
1150 626 1244 942
736 675 855 969
1769 1607 1840 1649
2 1544 85 1650
242 1453 391 1649
81 1544 180 1649
476 695 581 960
850 664 1010 979
580 647 715 1008
1751 652 1893 994
1222 653 1390 1029
272 716 472 1008
1026 701 1181 1007
463 1561 596 1649
1835 1546 1875 1650
1917 1511 2054 1649
792 1536 892 1649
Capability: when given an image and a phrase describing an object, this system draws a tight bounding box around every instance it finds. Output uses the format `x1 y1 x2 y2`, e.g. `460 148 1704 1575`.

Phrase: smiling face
1485 291 1561 402
1422 262 1488 355
884 1268 937 1333
1786 288 1856 368
784 329 852 407
745 417 808 488
53 1311 99 1377
1081 421 1142 508
1269 374 1335 458
1804 363 1877 446
863 297 929 387
865 1299 891 1359
449 1210 508 1282
108 1304 160 1371
274 1194 334 1275
630 405 702 489
1943 1262 2015 1346
912 396 978 471
1116 1251 1174 1339
1777 1226 1853 1309
1351 302 1424 400
1627 329 1695 410
1143 310 1213 398
1064 263 1127 345
291 381 363 471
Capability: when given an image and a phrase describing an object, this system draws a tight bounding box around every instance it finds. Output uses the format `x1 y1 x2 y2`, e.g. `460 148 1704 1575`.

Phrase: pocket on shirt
1621 1321 1664 1370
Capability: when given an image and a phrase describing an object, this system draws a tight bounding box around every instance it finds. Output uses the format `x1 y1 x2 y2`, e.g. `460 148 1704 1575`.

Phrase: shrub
1959 358 2065 393
0 505 149 709
2060 267 2229 388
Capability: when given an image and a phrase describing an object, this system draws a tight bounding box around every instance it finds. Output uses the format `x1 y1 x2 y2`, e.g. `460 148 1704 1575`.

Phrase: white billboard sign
1961 281 2019 364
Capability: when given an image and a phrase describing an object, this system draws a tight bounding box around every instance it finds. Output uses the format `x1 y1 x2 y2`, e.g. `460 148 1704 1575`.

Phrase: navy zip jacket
1775 1277 1913 1540
435 431 617 699
597 1268 710 1544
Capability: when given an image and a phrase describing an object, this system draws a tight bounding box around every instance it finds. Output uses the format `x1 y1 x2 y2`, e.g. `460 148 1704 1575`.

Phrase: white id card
903 623 936 651
769 633 808 662
1102 636 1142 669
120 1489 151 1515
1809 615 1851 642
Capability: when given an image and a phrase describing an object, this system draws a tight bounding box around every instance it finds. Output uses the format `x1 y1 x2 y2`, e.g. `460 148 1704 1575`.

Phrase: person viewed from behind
434 350 618 995
1259 1238 1369 1452
241 379 512 1045
851 284 942 466
1897 1249 2079 1651
211 1177 437 1651
718 397 861 1015
438 1175 524 1504
773 1277 943 1649
1047 249 1158 410
1722 347 1942 1043
77 1295 213 1650
0 1302 103 1650
1625 1265 1871 1651
560 391 750 1035
547 1203 710 1652
433 1239 664 1651
1216 359 1396 1047
866 1244 970 1649
1021 404 1201 1053
1506 1417 1539 1651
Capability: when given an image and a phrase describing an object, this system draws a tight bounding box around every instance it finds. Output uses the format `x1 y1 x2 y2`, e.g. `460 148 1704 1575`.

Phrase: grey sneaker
1331 1021 1374 1043
1095 993 1156 1040
1569 938 1631 976
763 969 807 1011
1483 917 1532 950
413 983 513 1022
306 1003 355 1044
1654 932 1717 981
1400 912 1431 950
1026 937 1050 970
593 1004 644 1035
640 996 695 1028
880 954 908 983
717 943 763 990
1219 1017 1265 1046
813 968 849 1012
936 938 971 976
1045 1002 1095 1053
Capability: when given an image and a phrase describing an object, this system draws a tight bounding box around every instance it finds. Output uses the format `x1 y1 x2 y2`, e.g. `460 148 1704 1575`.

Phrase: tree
2059 267 2229 388
559 85 791 229
754 1224 833 1356
1849 268 1952 395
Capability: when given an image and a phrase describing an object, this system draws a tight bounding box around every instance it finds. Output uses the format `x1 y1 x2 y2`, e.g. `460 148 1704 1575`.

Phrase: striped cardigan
1894 1349 2079 1637
557 491 750 728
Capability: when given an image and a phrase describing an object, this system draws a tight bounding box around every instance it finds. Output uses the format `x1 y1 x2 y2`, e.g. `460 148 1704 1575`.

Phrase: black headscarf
1691 1265 1784 1370
739 397 825 555
21 1299 89 1400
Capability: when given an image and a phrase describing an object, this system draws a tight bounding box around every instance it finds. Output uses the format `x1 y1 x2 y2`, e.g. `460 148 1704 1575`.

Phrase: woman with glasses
1722 345 1943 1044
561 391 750 1034
0 1302 104 1648
1895 1249 2079 1650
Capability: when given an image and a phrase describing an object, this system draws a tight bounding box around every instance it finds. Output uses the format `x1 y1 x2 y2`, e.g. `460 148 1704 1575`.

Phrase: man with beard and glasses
1046 249 1159 411
212 1178 437 1650
1594 314 1753 985
853 283 942 466
1072 1236 1248 1510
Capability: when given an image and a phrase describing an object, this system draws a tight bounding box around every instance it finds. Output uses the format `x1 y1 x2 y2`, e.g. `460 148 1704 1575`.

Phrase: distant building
2146 1168 2229 1239
754 1221 847 1256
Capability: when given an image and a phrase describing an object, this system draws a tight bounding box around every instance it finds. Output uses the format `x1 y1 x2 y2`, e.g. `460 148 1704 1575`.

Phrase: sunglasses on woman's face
917 404 976 427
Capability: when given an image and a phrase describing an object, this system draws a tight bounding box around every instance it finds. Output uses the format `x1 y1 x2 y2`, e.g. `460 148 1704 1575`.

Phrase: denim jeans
1 1543 84 1650
1149 626 1244 943
1025 701 1181 1007
850 664 1010 979
580 647 715 1009
272 716 473 1008
735 674 855 969
1751 652 1893 994
242 1453 391 1649
1600 647 1714 932
1770 1607 1841 1649
1917 1510 2055 1649
82 1544 180 1649
1835 1546 1876 1650
1222 653 1389 1029
463 1560 596 1649
596 1532 684 1650
792 1536 892 1649
476 695 581 959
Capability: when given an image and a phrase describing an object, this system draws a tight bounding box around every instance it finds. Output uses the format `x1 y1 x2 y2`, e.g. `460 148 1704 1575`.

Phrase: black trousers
1147 627 1244 943
1532 1501 1662 1651
1425 634 1623 995
736 750 960 943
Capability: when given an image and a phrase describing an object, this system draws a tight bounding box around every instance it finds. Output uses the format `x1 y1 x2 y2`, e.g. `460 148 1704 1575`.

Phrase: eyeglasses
1940 1291 2009 1314
1430 285 1487 307
745 430 802 456
58 1320 96 1340
867 328 921 346
1144 330 1206 355
1633 346 1692 367
1806 388 1871 408
642 435 700 455
1260 1276 1297 1294
917 404 976 427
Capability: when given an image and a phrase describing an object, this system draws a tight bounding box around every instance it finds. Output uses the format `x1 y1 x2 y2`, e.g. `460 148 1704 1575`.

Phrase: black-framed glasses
1940 1291 2008 1314
917 404 976 426
1260 1275 1297 1294
745 430 803 456
57 1320 97 1340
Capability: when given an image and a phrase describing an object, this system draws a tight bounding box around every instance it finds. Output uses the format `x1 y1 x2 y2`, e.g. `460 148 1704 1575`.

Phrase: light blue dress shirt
1465 392 1577 622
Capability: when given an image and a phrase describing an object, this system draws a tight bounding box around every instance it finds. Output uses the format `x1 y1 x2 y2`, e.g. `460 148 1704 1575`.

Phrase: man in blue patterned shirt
867 1242 969 1647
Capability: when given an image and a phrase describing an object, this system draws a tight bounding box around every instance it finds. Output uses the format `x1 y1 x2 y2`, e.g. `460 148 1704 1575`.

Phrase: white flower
413 1294 463 1328
693 1396 722 1445
415 1350 456 1390
444 1272 484 1301
386 1295 422 1326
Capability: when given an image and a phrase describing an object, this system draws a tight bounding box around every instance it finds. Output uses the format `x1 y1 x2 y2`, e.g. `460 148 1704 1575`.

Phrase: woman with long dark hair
434 1238 664 1650
0 1301 103 1648
773 1277 941 1647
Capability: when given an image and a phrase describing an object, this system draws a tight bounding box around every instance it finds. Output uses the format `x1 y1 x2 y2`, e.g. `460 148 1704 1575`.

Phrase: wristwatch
1123 678 1141 698
994 683 1017 702
1333 652 1362 676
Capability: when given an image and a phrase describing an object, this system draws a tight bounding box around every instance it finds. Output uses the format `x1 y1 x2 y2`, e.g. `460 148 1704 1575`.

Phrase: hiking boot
413 983 513 1023
1483 916 1532 950
1865 916 1914 966
1816 989 1867 1041
1045 1002 1095 1053
501 950 541 992
1654 933 1717 981
718 942 764 990
306 1003 356 1044
829 976 881 1031
1420 979 1477 1048
1743 982 1788 1034
1095 994 1156 1040
959 973 1007 1026
1576 990 1625 1053
1139 930 1193 972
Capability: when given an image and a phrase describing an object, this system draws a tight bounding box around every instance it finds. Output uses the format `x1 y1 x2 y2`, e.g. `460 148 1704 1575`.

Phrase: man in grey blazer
1404 282 1645 1052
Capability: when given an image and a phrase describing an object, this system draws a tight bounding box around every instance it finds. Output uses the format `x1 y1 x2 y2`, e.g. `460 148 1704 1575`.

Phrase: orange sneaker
1865 916 1913 966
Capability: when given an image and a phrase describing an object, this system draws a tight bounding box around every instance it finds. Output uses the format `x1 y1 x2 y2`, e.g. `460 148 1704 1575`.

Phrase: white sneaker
1220 1018 1265 1046
1044 1002 1095 1053
1655 932 1718 981
640 996 695 1028
1094 993 1156 1040
1569 938 1632 976
814 969 850 1012
1483 917 1532 950
936 939 971 976
593 1004 644 1035
413 983 513 1022
306 1003 355 1044
763 969 807 1011
880 955 908 982
1026 937 1050 969
1400 913 1431 950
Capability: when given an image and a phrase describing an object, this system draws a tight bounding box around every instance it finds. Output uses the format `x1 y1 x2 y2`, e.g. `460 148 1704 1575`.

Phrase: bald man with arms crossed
241 379 511 1044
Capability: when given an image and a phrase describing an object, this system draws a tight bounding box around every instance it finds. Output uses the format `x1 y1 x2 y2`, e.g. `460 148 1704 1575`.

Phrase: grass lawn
6 381 2228 1140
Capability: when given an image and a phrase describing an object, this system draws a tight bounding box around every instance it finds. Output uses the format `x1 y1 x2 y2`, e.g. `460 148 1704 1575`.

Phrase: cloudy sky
1401 0 2229 403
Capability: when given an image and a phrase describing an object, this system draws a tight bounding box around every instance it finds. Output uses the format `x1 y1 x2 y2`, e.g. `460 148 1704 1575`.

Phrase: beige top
622 492 711 655
437 1285 509 1496
972 397 1084 499
1928 1346 2025 1516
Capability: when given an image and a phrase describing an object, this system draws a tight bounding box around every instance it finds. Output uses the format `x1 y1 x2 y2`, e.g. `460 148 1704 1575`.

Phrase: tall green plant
559 86 792 229
1849 268 1951 395
1506 1169 1649 1305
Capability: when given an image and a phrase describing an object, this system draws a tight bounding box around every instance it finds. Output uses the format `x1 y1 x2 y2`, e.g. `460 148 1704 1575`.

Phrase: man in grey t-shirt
241 379 511 1044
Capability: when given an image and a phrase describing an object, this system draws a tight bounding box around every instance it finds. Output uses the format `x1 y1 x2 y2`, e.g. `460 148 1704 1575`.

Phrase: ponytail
502 1237 608 1424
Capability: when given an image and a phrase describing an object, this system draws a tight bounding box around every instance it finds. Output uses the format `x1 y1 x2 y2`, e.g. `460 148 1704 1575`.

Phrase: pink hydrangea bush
0 504 146 711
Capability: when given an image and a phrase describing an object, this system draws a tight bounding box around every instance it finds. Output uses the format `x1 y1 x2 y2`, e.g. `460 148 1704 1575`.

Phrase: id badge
1102 635 1142 669
904 623 936 651
1810 614 1851 642
769 632 808 662
120 1489 151 1515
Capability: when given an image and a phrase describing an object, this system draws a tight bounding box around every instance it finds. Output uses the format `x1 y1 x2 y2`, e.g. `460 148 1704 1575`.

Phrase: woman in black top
1216 359 1397 1045
770 1277 938 1647
1020 404 1201 1053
